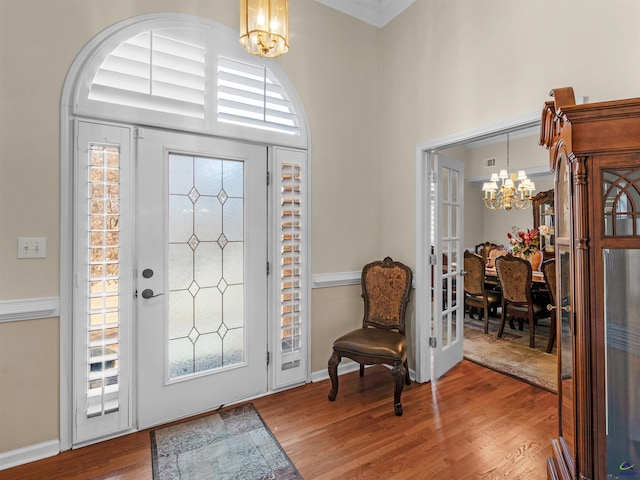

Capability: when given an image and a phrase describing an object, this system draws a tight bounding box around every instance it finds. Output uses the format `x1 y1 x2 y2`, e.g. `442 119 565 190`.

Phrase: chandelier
481 133 536 210
240 0 289 58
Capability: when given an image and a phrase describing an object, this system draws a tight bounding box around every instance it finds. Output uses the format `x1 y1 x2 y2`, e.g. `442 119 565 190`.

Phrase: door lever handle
141 289 164 299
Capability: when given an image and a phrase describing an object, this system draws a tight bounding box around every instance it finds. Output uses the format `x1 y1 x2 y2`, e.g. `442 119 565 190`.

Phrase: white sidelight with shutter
271 147 308 388
74 122 133 443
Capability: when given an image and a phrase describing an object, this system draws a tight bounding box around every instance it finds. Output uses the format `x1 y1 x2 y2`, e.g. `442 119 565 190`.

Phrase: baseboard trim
0 297 60 323
0 439 59 471
311 362 417 384
311 360 361 383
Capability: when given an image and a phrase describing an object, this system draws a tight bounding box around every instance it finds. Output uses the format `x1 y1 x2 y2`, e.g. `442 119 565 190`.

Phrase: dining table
485 265 546 284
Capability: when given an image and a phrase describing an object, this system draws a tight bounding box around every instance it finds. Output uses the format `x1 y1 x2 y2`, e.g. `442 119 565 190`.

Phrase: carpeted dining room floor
463 311 558 393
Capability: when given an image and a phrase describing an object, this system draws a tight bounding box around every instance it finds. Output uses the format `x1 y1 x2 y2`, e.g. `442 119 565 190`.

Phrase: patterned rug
151 403 302 480
463 314 558 393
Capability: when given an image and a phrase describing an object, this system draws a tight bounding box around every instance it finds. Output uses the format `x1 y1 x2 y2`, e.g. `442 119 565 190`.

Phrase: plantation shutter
272 147 307 388
89 30 207 119
217 56 300 135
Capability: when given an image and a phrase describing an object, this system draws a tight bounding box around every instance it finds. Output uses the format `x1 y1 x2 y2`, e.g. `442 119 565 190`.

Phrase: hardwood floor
0 360 557 480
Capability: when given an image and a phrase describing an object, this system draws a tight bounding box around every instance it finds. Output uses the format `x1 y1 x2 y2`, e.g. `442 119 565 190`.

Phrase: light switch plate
17 237 47 258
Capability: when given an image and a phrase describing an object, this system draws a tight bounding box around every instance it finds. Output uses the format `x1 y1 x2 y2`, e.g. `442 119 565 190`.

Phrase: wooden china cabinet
540 87 640 480
532 189 555 260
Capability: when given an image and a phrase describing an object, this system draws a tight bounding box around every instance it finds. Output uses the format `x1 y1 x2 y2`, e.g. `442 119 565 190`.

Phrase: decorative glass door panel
167 154 245 379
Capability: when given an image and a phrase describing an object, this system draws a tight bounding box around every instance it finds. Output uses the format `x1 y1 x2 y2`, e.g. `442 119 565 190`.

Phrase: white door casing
414 112 540 384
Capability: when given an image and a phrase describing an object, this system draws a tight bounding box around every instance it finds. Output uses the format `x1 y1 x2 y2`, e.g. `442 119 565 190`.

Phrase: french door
136 128 268 429
432 153 465 378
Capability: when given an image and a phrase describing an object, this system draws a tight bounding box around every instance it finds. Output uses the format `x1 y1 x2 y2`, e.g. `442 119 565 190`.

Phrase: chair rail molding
0 297 60 323
312 271 361 288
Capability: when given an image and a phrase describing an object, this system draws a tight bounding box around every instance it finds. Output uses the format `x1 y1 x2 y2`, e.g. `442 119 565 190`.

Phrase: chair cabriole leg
327 351 340 401
392 362 406 416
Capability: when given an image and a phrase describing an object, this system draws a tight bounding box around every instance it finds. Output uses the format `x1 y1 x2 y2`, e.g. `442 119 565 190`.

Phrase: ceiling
313 0 415 28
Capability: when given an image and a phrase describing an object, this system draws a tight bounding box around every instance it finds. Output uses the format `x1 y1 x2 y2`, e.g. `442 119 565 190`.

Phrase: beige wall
0 0 382 454
2 0 640 456
0 318 59 452
378 0 640 265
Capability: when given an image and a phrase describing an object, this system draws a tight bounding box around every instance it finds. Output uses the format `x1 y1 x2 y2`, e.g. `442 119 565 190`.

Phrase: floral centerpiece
507 226 540 257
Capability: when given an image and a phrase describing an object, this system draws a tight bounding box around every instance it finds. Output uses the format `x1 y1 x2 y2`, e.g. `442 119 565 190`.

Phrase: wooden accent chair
495 253 550 349
541 259 557 353
328 257 412 416
463 250 501 333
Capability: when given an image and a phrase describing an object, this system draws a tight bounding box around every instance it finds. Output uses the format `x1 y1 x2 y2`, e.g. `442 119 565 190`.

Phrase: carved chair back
542 259 557 307
495 253 534 306
361 257 412 333
463 250 485 296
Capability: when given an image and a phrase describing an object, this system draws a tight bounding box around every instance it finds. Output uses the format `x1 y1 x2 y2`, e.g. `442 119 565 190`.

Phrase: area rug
150 403 302 480
463 315 558 393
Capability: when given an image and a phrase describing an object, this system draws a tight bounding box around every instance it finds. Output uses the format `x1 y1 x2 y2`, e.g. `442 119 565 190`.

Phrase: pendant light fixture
482 133 536 210
240 0 289 58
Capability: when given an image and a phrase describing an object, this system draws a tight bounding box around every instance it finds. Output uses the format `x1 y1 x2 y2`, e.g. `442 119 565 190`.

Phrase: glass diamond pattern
188 187 200 203
217 188 228 205
188 327 200 344
188 234 200 251
188 280 200 297
217 322 228 339
217 277 228 294
168 154 246 379
217 233 228 249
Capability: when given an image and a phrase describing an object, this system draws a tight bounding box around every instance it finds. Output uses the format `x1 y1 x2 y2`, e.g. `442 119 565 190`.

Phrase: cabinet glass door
555 154 575 474
603 249 640 478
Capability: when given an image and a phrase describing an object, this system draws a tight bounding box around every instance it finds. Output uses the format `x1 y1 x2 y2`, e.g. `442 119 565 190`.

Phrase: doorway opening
415 112 556 390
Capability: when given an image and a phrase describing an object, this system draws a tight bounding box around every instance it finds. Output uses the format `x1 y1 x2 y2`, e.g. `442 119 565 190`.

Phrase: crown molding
314 0 415 28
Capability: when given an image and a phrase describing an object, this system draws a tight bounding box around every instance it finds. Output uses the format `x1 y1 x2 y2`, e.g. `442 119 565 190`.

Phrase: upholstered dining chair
328 257 412 416
495 253 550 349
541 259 557 353
475 241 498 265
463 250 501 333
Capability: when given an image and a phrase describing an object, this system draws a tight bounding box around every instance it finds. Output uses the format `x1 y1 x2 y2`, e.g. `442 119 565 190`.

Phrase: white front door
432 153 465 378
136 129 268 428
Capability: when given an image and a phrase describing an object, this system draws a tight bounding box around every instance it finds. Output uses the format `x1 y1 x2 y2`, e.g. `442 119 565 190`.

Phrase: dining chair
475 241 498 265
495 253 550 349
327 257 412 416
463 250 502 333
541 259 557 353
487 247 508 268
